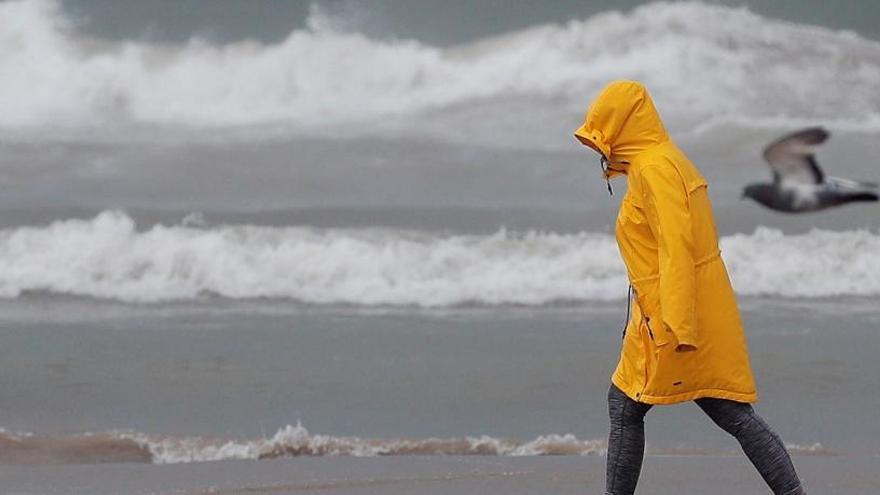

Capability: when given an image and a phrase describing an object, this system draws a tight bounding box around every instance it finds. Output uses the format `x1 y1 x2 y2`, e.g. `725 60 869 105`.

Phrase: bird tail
827 176 879 192
845 192 879 203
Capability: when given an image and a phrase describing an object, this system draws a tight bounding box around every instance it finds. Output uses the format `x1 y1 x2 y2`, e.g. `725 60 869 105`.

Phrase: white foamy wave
0 212 879 304
0 424 831 465
0 211 624 305
720 227 880 298
3 0 880 133
116 422 606 464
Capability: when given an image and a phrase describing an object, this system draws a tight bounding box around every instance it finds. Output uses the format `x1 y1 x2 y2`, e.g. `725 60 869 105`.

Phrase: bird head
741 183 775 206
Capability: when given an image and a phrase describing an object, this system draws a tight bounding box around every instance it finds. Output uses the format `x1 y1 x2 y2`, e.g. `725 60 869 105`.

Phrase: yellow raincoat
574 81 757 405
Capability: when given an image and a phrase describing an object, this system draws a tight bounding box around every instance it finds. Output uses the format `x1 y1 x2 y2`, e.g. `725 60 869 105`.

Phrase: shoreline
1 454 877 495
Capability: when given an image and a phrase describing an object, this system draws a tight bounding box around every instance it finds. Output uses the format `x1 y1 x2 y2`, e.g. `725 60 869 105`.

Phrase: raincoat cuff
661 320 697 349
672 330 698 349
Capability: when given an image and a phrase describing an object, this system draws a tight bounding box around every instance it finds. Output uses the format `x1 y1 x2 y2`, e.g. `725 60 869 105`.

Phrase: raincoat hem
638 389 758 405
612 375 757 405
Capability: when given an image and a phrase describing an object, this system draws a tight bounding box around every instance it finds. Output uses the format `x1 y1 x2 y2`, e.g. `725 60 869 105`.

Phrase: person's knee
716 414 748 436
697 398 753 436
608 385 647 426
608 387 625 424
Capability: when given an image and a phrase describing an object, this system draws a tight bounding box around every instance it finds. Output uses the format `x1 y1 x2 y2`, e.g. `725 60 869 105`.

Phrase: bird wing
762 127 829 185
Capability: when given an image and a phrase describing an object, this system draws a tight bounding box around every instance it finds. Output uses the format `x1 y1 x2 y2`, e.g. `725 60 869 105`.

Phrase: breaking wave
0 423 605 465
123 423 606 464
0 423 828 465
3 0 880 134
0 211 877 305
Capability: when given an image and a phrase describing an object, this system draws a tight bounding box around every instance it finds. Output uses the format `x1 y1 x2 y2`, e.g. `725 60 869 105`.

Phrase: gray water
4 127 878 235
1 297 878 457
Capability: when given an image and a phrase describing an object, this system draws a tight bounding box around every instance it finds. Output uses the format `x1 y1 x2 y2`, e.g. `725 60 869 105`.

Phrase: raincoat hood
574 80 670 178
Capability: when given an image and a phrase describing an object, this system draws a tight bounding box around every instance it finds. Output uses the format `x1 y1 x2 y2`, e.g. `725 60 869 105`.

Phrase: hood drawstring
599 157 630 196
600 155 614 196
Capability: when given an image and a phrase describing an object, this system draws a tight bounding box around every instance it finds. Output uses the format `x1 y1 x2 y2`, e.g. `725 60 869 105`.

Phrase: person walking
573 80 805 495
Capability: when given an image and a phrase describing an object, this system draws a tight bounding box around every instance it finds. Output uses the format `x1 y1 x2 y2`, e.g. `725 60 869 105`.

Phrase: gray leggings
606 384 804 495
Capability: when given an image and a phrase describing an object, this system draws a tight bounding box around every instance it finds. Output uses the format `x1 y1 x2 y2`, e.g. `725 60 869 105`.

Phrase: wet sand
1 454 878 494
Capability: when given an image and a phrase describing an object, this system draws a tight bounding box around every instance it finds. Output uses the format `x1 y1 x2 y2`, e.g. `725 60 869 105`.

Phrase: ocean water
1 297 878 465
0 0 878 467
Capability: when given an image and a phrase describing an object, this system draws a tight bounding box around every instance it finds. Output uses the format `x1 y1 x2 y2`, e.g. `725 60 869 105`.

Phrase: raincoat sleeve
641 162 698 348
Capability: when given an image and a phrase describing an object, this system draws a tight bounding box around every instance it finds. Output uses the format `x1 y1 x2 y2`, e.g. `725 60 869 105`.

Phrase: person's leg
606 383 653 495
695 397 805 495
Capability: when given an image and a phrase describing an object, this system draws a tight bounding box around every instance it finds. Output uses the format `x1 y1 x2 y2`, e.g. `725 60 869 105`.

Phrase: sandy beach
1 454 878 495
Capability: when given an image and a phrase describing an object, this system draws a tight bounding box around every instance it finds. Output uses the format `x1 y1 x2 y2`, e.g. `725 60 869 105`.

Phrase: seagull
742 127 879 213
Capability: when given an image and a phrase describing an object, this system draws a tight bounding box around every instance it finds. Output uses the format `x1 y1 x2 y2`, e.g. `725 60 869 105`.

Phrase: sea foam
0 423 828 464
0 211 877 305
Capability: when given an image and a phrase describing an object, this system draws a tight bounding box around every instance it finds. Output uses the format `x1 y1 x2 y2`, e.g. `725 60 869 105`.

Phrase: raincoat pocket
617 195 645 227
631 278 670 348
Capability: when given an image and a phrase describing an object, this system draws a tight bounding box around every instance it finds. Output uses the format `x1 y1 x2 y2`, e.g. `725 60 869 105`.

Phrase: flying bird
742 127 878 212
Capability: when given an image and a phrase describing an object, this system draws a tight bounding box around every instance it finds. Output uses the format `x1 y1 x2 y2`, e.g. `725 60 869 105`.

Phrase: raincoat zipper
629 286 654 342
620 284 633 339
631 285 651 401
